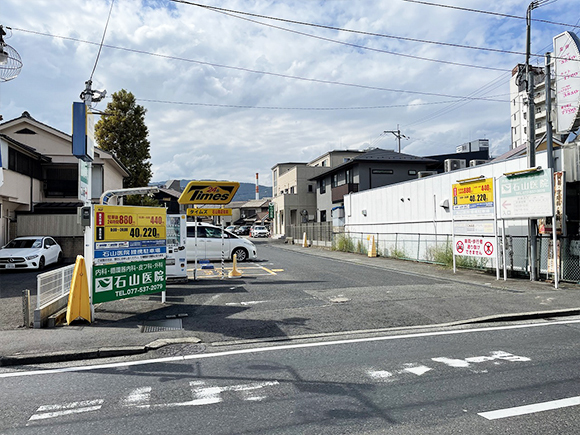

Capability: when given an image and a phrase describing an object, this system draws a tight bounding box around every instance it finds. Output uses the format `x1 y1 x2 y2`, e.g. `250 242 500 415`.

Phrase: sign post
93 205 167 303
498 168 556 287
452 177 499 278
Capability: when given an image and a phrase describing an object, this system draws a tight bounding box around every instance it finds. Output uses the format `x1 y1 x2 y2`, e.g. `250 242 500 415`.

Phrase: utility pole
384 125 409 153
519 1 551 281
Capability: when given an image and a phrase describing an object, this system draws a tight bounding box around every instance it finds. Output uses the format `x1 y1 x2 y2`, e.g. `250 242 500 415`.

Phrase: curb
3 309 578 367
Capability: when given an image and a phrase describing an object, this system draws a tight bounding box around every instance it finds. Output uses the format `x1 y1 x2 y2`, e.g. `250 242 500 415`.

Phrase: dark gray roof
0 133 52 162
309 148 437 180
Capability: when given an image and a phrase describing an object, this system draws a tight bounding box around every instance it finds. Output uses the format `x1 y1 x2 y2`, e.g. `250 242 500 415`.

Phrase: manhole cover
141 318 183 333
156 343 207 356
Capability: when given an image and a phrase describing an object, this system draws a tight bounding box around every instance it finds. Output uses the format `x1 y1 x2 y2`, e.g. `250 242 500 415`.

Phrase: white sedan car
0 236 63 270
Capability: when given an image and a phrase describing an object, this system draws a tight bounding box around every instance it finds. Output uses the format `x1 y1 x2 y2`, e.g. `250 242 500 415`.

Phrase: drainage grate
141 318 183 333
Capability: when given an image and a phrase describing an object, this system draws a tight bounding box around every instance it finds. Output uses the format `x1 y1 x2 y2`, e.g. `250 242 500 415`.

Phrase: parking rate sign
452 178 494 218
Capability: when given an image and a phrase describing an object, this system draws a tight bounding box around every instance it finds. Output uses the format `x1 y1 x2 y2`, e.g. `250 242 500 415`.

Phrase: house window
320 210 327 222
371 169 394 174
45 166 78 197
290 186 295 194
308 184 313 192
332 174 338 188
8 148 41 179
523 112 527 120
345 169 352 184
320 178 326 194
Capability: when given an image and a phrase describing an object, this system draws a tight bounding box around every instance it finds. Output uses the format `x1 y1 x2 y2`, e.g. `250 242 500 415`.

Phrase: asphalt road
1 319 579 434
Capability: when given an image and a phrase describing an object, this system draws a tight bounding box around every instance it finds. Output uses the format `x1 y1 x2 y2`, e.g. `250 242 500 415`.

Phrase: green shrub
333 234 355 252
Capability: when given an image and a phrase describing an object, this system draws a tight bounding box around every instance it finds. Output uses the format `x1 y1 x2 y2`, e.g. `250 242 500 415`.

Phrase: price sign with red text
452 178 494 218
94 205 166 242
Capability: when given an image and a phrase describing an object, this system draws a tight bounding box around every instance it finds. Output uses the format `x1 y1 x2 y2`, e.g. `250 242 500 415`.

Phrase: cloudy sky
1 0 578 185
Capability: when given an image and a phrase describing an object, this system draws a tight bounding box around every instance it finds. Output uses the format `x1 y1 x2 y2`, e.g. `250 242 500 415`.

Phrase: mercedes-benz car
0 236 63 270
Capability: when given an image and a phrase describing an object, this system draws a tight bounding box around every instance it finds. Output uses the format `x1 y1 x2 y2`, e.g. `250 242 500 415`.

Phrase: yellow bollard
368 235 377 257
66 255 92 324
302 232 308 248
228 253 243 278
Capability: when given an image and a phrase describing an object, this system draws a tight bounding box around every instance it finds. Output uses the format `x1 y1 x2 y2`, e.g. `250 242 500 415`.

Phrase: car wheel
38 256 45 270
232 247 248 262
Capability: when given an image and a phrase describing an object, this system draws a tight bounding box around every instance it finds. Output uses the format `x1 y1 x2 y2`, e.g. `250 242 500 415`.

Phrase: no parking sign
453 237 496 258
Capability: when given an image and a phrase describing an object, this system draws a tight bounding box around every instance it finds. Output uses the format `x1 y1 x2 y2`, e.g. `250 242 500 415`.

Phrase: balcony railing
331 182 358 203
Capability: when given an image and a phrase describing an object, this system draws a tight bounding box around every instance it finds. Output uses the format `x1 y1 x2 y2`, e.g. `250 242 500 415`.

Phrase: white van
186 222 258 262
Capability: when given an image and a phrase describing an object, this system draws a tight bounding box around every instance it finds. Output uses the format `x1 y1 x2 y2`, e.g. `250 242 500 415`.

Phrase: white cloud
1 0 576 184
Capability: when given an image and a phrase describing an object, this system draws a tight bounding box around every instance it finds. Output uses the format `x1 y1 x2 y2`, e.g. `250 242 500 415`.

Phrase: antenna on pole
384 125 409 153
0 25 23 83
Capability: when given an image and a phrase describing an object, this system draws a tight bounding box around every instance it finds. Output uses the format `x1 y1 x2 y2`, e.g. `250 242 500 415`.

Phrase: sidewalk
1 242 579 367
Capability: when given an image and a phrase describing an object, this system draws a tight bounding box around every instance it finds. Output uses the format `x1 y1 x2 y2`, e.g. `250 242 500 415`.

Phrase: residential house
0 111 128 251
271 150 364 236
309 148 437 226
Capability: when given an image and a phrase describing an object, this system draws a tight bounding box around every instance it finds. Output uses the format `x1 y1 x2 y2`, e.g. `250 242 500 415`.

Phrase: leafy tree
95 89 155 205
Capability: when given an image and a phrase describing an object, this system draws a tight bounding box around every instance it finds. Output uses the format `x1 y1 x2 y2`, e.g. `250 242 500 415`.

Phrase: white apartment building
509 63 556 150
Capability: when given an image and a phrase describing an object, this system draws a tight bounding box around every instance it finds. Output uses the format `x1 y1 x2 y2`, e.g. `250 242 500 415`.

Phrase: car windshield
4 239 42 249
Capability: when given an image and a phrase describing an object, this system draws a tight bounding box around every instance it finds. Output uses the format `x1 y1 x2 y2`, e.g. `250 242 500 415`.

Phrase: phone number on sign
115 283 164 297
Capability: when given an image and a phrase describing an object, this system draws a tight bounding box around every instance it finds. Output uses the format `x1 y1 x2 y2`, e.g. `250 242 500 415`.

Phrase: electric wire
199 5 509 72
402 0 576 28
89 0 115 81
11 27 508 103
169 0 565 61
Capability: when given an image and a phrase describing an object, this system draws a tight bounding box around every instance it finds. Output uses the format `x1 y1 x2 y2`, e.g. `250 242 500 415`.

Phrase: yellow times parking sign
178 181 240 205
94 205 166 242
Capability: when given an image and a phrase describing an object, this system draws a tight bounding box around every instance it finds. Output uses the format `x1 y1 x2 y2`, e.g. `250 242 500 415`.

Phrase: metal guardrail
36 264 75 310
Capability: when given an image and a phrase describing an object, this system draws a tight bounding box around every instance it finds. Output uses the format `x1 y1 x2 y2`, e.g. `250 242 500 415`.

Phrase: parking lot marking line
478 396 580 420
255 264 277 275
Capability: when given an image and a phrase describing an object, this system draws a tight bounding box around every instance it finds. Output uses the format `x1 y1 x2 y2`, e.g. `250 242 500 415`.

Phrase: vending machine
166 214 188 282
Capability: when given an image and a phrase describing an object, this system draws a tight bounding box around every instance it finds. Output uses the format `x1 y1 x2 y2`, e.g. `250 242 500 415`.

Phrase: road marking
151 380 279 408
368 370 394 381
402 364 432 376
478 396 580 420
2 319 580 378
29 399 104 421
225 300 267 306
433 351 530 368
122 386 151 408
256 264 277 275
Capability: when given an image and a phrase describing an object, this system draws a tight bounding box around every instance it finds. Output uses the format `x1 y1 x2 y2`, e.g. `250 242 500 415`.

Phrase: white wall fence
34 264 74 328
333 231 580 282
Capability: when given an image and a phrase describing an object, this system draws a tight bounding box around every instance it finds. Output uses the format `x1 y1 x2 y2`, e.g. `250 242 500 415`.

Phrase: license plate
5 264 15 269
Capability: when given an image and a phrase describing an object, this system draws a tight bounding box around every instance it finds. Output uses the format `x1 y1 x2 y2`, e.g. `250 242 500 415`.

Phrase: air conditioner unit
444 159 466 172
469 159 488 167
417 171 437 178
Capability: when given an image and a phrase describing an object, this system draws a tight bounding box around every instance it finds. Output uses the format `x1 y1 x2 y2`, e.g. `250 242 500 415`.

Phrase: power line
133 97 481 111
201 5 509 72
402 0 577 29
169 0 549 59
11 27 508 103
90 0 115 81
